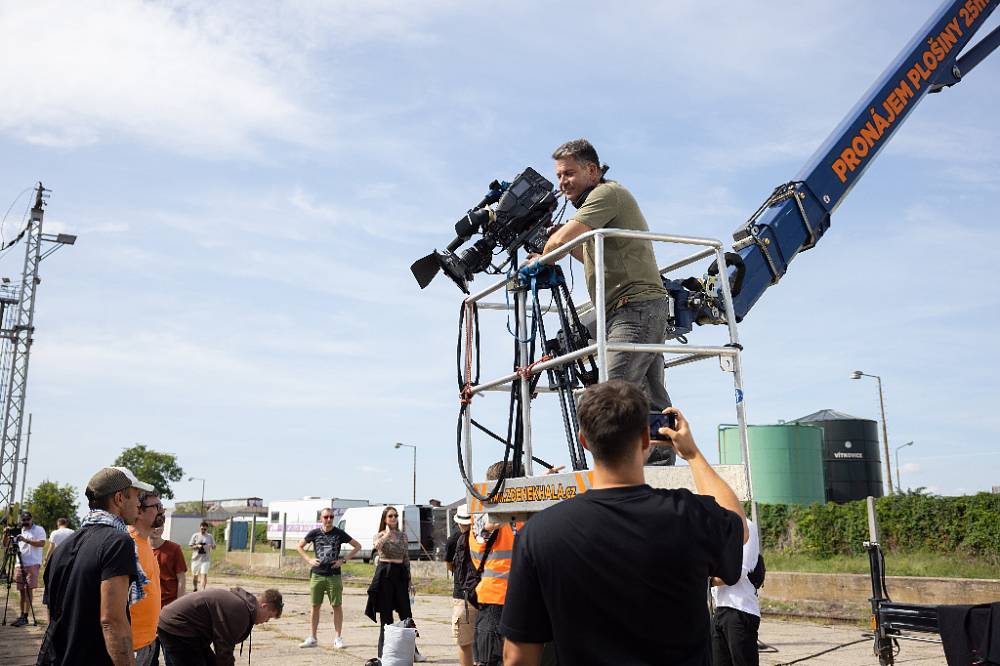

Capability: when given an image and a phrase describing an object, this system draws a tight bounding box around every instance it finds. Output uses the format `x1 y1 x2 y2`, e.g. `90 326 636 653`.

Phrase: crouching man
157 587 282 666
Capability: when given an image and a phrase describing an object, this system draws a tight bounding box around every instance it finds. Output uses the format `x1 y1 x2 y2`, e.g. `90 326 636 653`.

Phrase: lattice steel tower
0 183 74 519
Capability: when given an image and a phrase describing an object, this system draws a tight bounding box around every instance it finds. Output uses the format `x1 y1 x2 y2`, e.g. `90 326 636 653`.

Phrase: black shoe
12 616 28 627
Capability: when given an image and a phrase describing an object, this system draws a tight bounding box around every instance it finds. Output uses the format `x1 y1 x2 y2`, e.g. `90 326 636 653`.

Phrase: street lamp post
895 441 914 492
188 476 206 516
851 370 894 495
394 443 417 504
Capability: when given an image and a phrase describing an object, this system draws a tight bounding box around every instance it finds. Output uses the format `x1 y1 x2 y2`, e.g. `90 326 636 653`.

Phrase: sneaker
11 616 28 627
299 636 318 648
413 649 427 663
333 636 345 649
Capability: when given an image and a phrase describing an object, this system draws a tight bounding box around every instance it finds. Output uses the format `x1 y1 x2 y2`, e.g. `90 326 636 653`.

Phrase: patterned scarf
81 509 149 606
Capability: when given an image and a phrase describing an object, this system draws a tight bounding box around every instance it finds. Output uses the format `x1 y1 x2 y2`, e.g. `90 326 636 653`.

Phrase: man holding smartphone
501 380 748 665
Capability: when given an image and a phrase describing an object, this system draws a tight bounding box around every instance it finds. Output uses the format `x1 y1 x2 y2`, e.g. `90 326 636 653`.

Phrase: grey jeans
605 297 675 465
135 640 160 666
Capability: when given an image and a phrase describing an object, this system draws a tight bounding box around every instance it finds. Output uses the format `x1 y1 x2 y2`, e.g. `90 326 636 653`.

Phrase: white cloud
0 2 317 156
0 1 465 158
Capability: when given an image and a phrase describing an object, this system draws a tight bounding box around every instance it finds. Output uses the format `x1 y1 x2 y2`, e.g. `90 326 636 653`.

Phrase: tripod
2 534 38 626
521 264 598 471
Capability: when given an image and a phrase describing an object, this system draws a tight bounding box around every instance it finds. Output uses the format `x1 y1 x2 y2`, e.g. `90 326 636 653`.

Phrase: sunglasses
321 515 334 520
142 503 163 511
386 514 398 518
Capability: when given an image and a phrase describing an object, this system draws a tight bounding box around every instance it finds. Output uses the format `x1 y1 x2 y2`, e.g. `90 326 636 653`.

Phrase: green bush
756 493 1000 563
211 523 226 545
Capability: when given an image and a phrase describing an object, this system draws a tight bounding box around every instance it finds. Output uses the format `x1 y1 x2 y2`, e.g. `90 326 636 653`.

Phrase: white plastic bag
381 624 417 666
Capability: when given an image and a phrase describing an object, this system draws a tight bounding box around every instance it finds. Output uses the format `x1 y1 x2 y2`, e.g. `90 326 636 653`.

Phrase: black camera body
3 524 22 540
411 167 559 293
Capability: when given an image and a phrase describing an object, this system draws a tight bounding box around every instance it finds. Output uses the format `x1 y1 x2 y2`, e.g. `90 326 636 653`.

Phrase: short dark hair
56 518 68 527
200 521 210 529
577 380 648 466
486 460 518 481
552 139 600 167
260 588 283 618
138 490 159 505
87 490 116 511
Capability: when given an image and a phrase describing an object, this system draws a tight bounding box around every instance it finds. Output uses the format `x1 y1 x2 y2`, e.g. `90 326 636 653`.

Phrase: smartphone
649 411 677 441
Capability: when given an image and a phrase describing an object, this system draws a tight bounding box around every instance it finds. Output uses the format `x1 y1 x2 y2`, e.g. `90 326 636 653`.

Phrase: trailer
265 496 369 549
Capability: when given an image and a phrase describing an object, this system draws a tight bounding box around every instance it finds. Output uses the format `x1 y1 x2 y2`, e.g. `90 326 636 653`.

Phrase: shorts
310 573 344 607
191 559 210 576
451 598 478 646
15 564 40 590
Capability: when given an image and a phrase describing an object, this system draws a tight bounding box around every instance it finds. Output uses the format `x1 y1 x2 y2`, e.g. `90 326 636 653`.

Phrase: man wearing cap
40 466 153 666
444 505 477 666
1 510 46 627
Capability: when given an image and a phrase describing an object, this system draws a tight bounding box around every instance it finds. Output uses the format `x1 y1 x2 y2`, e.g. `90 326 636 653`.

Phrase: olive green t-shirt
572 181 666 313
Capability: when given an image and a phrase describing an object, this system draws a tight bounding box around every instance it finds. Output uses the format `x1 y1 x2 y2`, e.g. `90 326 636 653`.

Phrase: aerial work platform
469 465 751 522
460 229 757 524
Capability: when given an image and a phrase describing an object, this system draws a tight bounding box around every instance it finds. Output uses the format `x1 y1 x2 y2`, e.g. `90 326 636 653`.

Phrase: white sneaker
299 636 318 648
414 649 427 662
333 636 345 649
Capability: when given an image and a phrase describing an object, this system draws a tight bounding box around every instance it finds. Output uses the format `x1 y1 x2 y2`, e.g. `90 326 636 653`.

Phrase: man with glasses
297 508 361 649
129 492 164 665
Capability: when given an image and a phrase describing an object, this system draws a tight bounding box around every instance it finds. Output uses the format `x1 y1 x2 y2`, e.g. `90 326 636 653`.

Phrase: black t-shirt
445 529 476 600
303 526 353 576
43 524 138 666
500 484 743 666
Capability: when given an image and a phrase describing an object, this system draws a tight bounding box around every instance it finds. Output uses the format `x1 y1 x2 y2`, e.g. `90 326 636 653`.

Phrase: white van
266 496 369 548
337 505 432 562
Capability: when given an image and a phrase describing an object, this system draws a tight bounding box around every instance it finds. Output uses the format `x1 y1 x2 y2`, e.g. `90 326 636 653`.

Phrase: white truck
336 504 435 562
266 496 369 549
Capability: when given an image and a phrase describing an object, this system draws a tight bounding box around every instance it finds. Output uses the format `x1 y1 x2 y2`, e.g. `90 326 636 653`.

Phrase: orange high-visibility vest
469 522 519 605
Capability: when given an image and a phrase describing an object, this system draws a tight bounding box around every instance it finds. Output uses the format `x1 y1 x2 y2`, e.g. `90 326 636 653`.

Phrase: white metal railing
461 228 757 526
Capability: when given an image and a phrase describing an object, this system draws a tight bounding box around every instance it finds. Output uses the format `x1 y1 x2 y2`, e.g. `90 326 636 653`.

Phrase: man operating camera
2 511 46 627
538 139 675 465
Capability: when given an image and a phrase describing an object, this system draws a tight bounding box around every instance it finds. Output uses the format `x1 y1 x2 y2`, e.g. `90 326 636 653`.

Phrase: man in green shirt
540 139 674 465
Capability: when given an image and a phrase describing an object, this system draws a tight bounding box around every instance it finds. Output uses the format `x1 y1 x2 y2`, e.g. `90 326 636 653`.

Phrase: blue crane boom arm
693 0 999 324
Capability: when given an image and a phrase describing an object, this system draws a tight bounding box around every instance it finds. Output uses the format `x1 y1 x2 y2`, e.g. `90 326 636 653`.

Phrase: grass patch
765 548 1000 579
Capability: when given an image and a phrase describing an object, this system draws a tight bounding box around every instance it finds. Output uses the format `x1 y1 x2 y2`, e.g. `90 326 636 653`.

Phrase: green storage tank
719 424 826 505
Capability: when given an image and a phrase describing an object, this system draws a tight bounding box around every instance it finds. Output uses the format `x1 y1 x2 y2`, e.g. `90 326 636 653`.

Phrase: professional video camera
2 525 21 540
410 167 559 293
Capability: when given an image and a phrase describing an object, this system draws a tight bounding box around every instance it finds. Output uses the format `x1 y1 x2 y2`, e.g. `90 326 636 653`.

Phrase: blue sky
0 0 997 512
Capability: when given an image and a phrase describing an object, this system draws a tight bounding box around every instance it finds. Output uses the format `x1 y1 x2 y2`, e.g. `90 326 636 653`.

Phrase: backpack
747 553 766 589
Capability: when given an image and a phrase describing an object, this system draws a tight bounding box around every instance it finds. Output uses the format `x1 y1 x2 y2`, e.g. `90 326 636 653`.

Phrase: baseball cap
86 466 155 497
453 504 471 525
